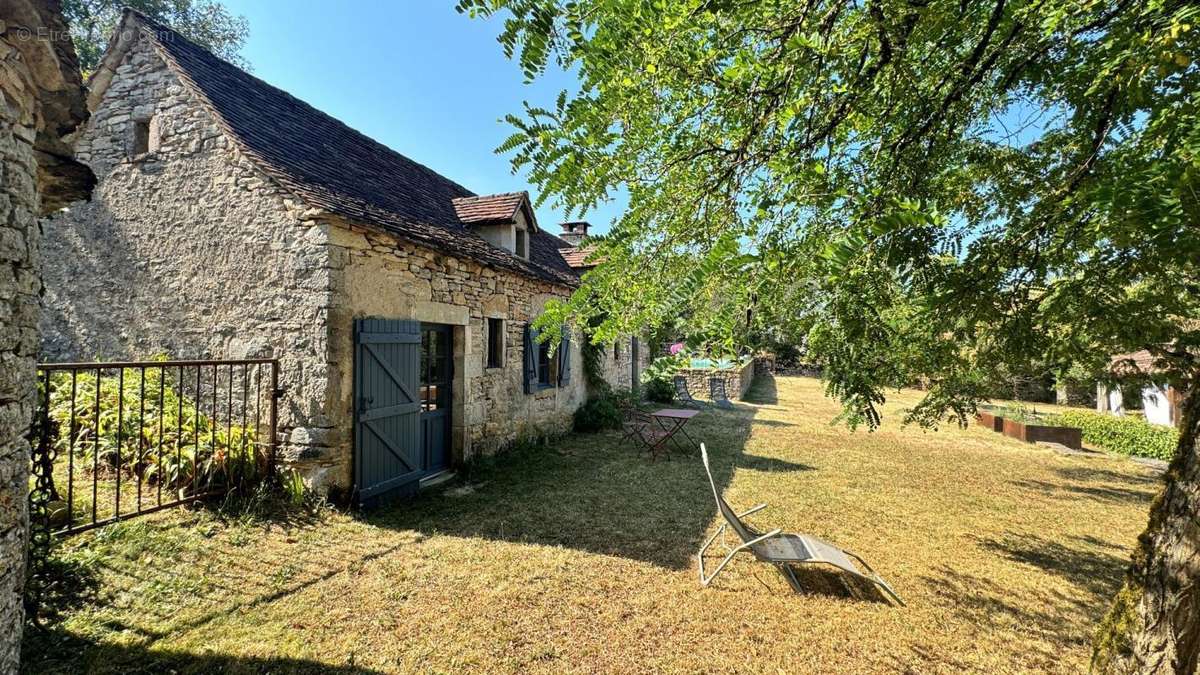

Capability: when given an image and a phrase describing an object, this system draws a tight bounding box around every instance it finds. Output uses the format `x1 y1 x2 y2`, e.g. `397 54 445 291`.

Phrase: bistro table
650 408 701 454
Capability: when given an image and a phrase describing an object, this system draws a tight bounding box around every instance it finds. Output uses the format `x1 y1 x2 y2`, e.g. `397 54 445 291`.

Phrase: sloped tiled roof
1110 350 1161 375
557 246 601 269
110 11 578 286
532 231 579 278
452 192 530 226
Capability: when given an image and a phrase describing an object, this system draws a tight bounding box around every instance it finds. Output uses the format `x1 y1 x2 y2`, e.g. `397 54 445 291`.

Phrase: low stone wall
677 359 755 401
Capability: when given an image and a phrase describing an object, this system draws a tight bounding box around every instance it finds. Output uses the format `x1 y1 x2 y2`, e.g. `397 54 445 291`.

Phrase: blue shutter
558 326 572 386
523 324 538 394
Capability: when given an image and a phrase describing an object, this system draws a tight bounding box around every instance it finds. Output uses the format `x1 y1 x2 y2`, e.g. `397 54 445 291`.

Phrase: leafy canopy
64 0 248 75
461 0 1200 427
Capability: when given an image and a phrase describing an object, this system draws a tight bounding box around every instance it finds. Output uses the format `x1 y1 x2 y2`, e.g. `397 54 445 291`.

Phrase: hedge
1054 410 1179 461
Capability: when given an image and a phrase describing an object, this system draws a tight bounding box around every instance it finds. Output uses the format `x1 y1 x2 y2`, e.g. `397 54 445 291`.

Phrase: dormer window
450 192 538 260
515 228 528 259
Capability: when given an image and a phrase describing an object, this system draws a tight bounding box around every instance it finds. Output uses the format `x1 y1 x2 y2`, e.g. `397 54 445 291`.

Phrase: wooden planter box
1001 418 1083 449
976 411 1004 432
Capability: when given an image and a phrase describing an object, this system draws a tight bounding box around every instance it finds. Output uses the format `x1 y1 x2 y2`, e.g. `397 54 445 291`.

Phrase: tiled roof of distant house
1110 350 1162 375
557 246 601 269
104 11 579 286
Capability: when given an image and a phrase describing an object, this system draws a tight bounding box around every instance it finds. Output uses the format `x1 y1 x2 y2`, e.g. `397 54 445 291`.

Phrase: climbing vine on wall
579 316 610 395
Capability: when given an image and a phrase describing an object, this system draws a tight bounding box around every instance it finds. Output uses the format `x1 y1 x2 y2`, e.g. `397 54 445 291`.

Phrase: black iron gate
27 358 282 536
354 319 423 507
25 358 282 621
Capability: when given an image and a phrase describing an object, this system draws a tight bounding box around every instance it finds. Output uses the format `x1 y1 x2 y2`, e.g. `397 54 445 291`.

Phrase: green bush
573 395 622 433
44 367 264 492
643 377 675 404
1056 410 1179 461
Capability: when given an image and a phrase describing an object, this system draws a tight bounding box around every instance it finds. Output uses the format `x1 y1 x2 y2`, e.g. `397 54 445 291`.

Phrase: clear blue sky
220 0 623 235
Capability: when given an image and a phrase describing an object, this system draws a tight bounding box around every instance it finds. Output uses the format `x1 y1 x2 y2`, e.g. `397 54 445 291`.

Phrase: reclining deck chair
709 377 735 409
673 376 705 408
697 443 903 605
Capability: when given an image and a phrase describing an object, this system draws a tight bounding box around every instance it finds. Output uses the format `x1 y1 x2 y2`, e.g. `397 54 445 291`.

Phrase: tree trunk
1093 381 1200 674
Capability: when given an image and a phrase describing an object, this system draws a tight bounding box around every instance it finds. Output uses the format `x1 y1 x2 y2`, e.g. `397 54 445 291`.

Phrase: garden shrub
1056 410 1179 461
44 367 264 493
573 395 622 433
643 377 674 404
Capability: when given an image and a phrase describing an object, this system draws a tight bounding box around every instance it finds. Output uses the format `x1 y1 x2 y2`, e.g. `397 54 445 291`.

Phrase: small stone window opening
614 341 621 362
515 228 528 259
131 119 151 156
486 318 504 369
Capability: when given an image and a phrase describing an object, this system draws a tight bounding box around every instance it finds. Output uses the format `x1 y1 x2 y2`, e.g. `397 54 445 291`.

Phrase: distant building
1096 350 1182 428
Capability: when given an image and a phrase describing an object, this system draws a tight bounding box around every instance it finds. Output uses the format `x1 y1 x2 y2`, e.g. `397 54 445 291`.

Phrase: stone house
1 0 93 669
42 10 645 501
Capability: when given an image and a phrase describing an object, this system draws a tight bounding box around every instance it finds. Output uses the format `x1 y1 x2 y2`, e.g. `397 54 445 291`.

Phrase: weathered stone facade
41 33 338 484
597 335 644 392
327 223 587 471
0 54 40 675
42 23 633 495
0 1 91 670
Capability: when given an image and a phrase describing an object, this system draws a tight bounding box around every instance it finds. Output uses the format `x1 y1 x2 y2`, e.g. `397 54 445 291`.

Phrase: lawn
22 376 1160 674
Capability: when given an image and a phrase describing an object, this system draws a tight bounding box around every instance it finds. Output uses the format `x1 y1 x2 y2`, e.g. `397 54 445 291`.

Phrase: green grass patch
22 377 1159 673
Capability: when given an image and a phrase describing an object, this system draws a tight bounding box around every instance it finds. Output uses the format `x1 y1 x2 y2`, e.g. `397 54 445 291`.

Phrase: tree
63 0 248 75
459 0 1200 671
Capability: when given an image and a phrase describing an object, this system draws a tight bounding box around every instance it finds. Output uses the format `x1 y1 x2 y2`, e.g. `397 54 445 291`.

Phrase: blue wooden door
354 318 422 507
419 323 453 476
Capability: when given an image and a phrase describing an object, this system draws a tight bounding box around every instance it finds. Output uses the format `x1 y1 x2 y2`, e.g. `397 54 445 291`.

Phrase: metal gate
354 319 423 507
28 358 281 537
25 358 281 621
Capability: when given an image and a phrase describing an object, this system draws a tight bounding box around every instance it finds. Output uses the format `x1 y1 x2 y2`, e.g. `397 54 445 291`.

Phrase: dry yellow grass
24 376 1160 674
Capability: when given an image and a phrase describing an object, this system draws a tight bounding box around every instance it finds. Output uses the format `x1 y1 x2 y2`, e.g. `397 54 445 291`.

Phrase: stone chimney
559 221 591 246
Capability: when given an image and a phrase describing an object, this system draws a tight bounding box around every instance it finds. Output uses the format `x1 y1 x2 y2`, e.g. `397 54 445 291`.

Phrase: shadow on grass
904 531 1129 670
742 373 778 405
1053 465 1163 487
23 510 422 673
974 531 1128 602
22 630 382 675
367 375 807 571
913 564 1104 670
1009 477 1158 505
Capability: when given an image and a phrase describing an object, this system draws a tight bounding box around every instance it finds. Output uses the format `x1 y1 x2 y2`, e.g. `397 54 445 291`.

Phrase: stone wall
676 358 755 401
327 223 594 473
1 1 91 670
597 335 649 393
0 49 41 675
40 33 337 480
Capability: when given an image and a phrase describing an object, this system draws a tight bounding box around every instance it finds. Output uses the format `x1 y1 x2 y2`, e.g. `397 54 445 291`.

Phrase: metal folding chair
709 377 734 409
623 409 672 460
696 443 903 605
673 376 705 408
